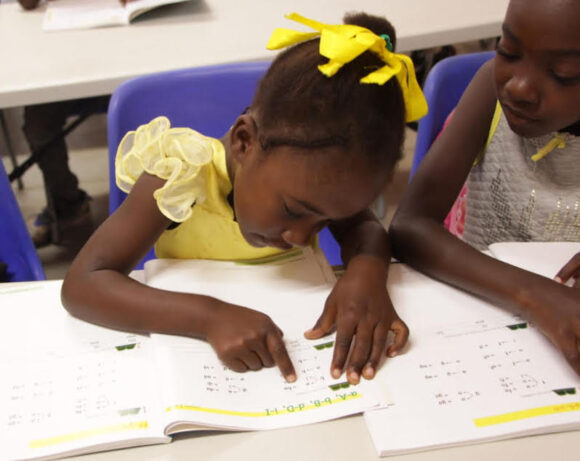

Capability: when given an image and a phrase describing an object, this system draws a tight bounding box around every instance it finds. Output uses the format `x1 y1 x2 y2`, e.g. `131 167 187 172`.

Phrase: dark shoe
29 197 91 248
29 208 54 248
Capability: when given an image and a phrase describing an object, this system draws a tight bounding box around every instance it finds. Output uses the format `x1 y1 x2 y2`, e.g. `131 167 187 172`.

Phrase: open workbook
364 241 580 456
0 248 384 461
42 0 192 31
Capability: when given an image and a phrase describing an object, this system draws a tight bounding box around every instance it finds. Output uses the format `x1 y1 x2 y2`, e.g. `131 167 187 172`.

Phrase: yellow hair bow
267 12 428 122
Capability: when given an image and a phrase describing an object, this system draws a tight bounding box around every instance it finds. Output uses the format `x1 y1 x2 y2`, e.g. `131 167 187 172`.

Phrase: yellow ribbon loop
266 12 428 122
530 134 567 162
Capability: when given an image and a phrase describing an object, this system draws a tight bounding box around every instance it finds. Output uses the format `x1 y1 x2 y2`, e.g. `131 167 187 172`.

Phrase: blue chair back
107 61 342 267
0 160 45 282
410 51 495 179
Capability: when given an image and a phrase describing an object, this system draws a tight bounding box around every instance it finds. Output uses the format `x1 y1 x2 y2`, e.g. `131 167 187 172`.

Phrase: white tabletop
61 417 580 461
1 0 508 108
3 257 579 461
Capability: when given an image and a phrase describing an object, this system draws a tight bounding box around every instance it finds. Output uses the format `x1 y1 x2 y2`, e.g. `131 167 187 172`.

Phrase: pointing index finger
267 333 296 382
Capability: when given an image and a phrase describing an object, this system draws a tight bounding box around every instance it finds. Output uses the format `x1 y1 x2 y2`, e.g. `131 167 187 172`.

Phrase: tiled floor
4 117 416 280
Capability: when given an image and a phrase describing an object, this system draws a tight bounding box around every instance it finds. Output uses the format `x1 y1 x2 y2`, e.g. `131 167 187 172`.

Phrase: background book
364 242 580 457
1 248 383 461
42 0 192 31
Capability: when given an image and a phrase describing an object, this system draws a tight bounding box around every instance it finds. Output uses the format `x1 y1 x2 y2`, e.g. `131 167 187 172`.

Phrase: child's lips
503 103 540 123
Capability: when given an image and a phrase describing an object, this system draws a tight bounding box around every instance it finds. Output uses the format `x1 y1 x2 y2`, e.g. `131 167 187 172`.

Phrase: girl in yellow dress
63 12 427 384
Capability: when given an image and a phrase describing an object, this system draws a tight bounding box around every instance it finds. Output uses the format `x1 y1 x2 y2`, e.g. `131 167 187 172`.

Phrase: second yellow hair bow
267 13 428 122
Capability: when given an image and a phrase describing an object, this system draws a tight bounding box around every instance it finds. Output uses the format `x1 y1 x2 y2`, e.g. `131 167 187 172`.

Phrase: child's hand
305 255 409 384
555 252 580 288
205 301 296 382
527 277 580 375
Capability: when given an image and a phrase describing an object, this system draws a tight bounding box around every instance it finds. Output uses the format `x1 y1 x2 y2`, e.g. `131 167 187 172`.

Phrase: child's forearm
63 267 299 379
390 215 558 314
62 269 218 340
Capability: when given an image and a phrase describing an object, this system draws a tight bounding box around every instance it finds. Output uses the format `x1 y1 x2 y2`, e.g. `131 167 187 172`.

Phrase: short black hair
252 12 406 173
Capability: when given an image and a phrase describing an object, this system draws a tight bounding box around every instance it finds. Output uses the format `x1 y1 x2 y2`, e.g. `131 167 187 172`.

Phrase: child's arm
62 172 296 381
389 61 580 375
305 209 409 385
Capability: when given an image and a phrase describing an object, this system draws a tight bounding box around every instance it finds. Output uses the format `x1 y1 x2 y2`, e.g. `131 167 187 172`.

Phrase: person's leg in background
22 96 108 247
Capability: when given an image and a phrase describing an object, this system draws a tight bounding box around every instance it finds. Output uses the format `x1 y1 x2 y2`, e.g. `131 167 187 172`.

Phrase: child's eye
283 203 303 219
496 46 518 62
551 72 580 86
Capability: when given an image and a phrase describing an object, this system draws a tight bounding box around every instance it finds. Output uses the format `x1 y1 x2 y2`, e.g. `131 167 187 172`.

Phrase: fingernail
286 374 296 383
388 350 398 358
348 371 360 384
332 368 342 379
554 276 563 284
363 366 374 379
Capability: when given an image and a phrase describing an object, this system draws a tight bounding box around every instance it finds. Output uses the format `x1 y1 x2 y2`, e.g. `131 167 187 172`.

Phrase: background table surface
0 0 508 108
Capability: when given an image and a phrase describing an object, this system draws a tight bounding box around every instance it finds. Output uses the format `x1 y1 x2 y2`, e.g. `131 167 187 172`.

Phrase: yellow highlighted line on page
166 393 361 417
474 402 580 427
29 421 149 449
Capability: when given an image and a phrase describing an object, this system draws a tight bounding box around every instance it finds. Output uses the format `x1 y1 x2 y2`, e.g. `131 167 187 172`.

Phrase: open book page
153 333 383 432
0 283 167 461
364 265 580 456
42 0 191 31
144 247 336 288
145 248 384 430
144 247 337 336
488 241 580 280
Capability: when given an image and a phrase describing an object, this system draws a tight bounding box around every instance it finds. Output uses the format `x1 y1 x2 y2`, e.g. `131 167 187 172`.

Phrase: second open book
2 248 384 461
365 242 580 456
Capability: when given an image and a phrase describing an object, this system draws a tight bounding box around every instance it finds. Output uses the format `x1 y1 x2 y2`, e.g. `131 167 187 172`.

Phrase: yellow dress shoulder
115 116 289 261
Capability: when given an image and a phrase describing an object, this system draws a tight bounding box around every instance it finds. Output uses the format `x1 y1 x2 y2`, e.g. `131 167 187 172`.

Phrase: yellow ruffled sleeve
115 116 214 222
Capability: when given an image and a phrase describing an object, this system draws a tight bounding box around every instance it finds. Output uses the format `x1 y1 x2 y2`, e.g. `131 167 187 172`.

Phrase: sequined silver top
462 110 580 250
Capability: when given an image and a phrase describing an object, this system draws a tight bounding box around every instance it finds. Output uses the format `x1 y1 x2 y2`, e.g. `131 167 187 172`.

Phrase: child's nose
505 73 539 106
281 226 313 248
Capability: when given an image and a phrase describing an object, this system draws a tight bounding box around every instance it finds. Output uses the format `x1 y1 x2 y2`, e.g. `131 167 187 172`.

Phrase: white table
62 419 580 461
3 249 579 461
0 0 508 109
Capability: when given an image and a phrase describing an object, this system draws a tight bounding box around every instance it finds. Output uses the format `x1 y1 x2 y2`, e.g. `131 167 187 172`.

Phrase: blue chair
107 62 342 268
0 160 46 282
410 51 495 179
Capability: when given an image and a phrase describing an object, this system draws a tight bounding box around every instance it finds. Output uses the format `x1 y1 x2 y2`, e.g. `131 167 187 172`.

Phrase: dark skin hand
390 60 580 375
62 172 297 382
308 211 409 384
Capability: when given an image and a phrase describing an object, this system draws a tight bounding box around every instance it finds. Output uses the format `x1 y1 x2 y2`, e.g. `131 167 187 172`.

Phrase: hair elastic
380 34 393 52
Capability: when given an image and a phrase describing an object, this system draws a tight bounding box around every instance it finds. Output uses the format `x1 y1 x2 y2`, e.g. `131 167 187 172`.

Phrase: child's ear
229 114 259 165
